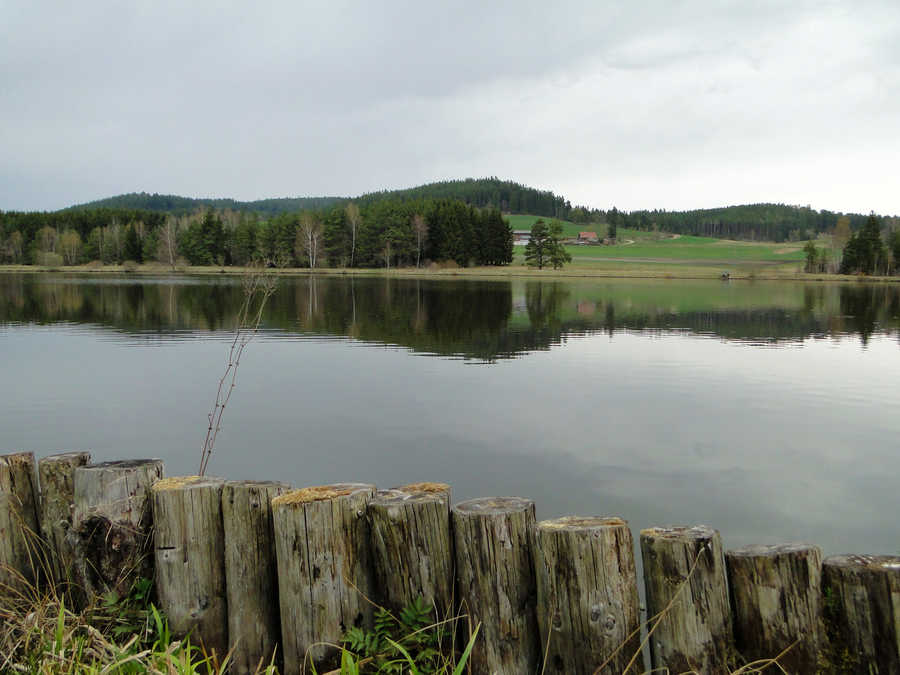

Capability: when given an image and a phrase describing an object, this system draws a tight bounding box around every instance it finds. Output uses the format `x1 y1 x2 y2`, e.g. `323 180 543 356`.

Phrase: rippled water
2 273 898 557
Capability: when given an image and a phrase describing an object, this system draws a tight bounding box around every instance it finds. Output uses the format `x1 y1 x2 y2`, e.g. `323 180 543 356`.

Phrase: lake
1 273 898 558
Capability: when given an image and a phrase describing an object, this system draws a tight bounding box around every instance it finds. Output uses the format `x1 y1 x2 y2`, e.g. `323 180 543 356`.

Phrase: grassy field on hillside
507 215 805 266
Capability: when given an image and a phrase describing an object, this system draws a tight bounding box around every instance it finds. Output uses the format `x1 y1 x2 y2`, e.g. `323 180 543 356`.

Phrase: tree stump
725 543 823 673
452 496 540 675
222 479 290 674
640 525 735 674
822 554 900 674
533 516 641 674
69 459 163 599
368 482 453 615
272 483 376 673
0 452 41 593
152 476 228 658
38 451 91 585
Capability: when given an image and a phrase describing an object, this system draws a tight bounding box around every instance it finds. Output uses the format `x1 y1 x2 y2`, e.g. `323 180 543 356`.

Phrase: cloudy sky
2 0 898 213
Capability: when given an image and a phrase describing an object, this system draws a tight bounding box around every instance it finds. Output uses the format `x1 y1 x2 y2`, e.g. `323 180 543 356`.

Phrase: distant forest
1 177 897 269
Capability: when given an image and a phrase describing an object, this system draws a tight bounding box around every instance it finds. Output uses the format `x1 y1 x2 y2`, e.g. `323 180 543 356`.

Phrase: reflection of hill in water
1 275 898 359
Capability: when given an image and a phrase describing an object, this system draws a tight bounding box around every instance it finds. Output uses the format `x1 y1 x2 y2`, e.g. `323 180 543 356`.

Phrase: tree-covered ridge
615 203 884 243
61 178 573 219
64 193 344 217
354 178 572 219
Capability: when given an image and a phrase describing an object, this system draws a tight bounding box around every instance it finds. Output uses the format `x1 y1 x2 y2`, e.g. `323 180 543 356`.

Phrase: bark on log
822 554 900 674
368 483 453 615
0 452 41 593
533 516 641 675
69 459 163 598
272 483 376 674
152 476 228 659
38 452 91 585
725 543 823 673
222 479 290 675
452 496 540 675
640 525 735 674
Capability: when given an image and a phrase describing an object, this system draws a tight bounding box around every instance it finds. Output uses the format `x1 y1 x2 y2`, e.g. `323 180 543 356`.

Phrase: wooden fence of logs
1 451 899 674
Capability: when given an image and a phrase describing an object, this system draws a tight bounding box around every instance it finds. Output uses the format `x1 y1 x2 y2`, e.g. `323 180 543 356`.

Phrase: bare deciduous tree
35 226 58 253
59 229 82 265
158 216 180 270
382 238 392 270
198 260 279 476
346 202 361 268
296 213 323 269
830 216 852 273
412 213 428 268
4 231 24 263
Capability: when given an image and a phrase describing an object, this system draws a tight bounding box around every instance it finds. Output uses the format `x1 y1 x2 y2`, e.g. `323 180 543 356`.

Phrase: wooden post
368 482 453 615
222 480 290 674
38 451 91 585
533 516 641 674
822 554 900 674
725 543 823 673
152 476 228 659
272 483 376 673
452 496 540 675
640 525 735 674
69 459 163 598
0 452 41 593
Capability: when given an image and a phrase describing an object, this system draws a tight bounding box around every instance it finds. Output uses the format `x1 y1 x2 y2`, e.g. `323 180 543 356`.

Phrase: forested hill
42 179 898 243
353 178 571 218
65 193 344 217
63 178 572 220
618 203 883 242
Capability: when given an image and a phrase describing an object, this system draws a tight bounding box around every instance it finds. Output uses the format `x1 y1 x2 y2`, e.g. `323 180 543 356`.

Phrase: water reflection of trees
1 275 898 359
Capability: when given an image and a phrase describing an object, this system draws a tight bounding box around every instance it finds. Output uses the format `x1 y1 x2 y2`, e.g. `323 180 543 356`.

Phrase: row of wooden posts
1 451 899 674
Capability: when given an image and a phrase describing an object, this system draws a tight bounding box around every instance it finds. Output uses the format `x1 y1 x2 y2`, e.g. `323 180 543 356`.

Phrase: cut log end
391 481 450 495
371 488 445 507
727 542 819 558
641 524 717 542
825 553 900 571
537 515 626 532
82 458 163 471
452 495 533 516
38 451 92 466
272 482 375 506
152 476 223 492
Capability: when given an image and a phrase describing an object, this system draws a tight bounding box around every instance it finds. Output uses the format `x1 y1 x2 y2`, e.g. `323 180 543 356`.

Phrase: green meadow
507 215 806 268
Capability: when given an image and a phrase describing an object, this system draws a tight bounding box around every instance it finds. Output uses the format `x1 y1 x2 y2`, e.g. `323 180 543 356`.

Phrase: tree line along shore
2 177 899 275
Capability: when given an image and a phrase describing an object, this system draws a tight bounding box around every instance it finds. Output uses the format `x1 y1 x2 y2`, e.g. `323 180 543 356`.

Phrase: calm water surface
1 273 898 557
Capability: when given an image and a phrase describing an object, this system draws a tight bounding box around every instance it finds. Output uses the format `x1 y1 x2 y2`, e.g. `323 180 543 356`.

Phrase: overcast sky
2 0 899 214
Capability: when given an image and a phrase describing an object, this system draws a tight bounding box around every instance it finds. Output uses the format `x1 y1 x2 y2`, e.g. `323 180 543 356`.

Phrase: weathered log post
152 476 228 659
222 480 290 674
533 516 641 674
368 482 453 616
452 497 540 675
822 554 900 674
69 459 163 599
640 525 735 674
272 483 376 673
38 451 91 585
0 452 41 592
725 543 823 673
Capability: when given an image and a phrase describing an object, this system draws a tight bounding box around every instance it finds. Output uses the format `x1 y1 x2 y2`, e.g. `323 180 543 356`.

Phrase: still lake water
1 273 898 558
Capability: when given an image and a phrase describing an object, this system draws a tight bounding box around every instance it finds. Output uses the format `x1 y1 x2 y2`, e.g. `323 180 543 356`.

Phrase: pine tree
525 220 551 269
123 224 142 262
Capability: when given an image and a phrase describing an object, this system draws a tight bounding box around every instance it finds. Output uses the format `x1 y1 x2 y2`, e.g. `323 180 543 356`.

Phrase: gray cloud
2 0 898 212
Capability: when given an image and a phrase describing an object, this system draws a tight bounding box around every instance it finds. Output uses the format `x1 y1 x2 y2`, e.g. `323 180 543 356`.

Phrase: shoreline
1 262 898 283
